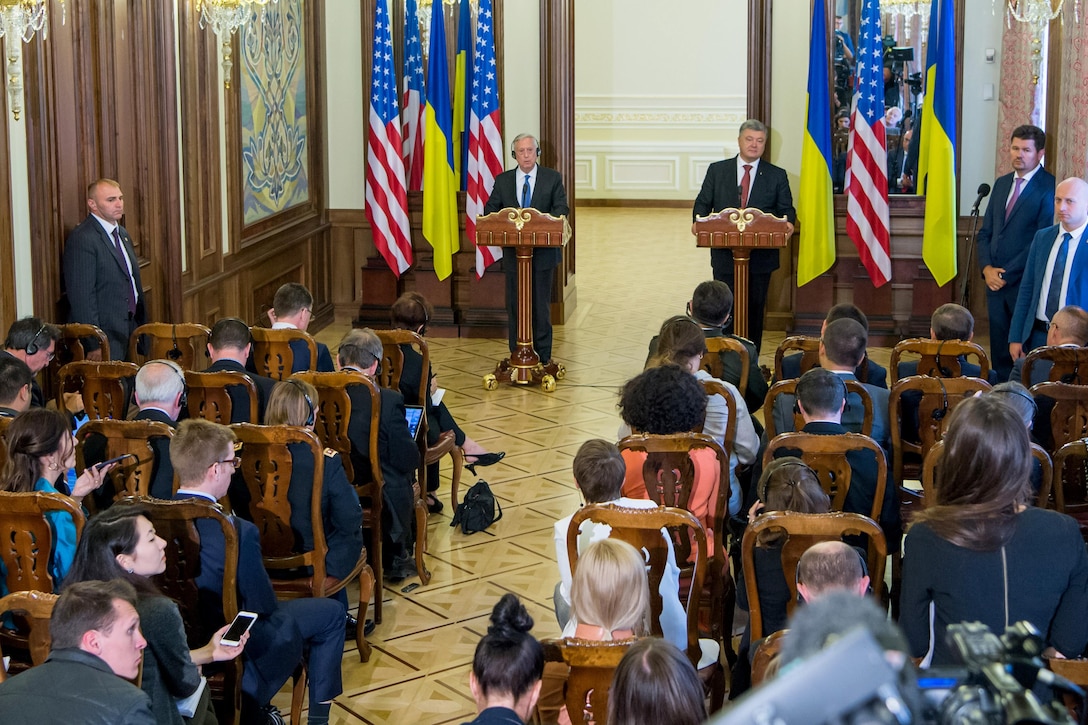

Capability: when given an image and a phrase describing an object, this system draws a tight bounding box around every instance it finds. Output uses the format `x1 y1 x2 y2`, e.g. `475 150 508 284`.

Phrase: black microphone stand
959 202 984 308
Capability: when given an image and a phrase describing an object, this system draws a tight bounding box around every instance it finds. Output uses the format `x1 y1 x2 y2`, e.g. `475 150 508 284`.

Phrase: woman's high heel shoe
464 451 505 475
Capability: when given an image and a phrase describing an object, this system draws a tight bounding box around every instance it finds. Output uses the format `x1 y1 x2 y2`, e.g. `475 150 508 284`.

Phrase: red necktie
740 164 753 208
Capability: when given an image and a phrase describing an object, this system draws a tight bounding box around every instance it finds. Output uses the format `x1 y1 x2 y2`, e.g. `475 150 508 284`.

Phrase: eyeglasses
213 456 242 470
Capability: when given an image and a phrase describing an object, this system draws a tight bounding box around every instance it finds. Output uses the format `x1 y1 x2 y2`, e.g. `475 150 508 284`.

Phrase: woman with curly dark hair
391 291 504 513
900 394 1088 665
462 593 544 725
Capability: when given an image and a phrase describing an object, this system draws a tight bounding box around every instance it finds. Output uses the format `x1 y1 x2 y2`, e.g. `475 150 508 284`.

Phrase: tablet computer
404 405 425 439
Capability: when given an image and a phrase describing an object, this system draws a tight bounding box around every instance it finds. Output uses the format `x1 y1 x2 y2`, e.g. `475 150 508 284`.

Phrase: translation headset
510 136 540 159
932 340 955 378
415 298 430 337
993 386 1039 418
793 373 849 417
286 378 316 427
144 359 188 409
759 459 817 502
931 376 950 421
167 324 183 361
25 323 47 356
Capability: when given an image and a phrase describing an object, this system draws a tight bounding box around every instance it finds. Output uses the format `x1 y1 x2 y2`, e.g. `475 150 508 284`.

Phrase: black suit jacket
285 444 363 580
977 169 1057 287
63 214 147 354
288 339 335 373
205 359 276 423
484 165 569 269
693 158 796 275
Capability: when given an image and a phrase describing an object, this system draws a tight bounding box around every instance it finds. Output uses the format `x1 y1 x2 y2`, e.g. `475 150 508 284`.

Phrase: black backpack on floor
450 479 503 534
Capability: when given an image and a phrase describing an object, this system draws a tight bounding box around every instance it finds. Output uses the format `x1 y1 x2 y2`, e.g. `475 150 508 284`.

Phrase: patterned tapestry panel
240 0 310 225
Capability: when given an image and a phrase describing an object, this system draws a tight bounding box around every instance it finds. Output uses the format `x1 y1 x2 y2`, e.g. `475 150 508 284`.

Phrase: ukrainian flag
797 0 835 286
453 0 471 189
918 0 957 286
423 3 459 280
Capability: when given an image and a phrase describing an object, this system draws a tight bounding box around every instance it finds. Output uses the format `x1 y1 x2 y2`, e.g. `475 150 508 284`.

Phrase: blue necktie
521 174 531 208
1045 232 1073 320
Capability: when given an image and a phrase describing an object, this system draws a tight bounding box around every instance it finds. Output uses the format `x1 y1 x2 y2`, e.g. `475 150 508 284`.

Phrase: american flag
401 0 425 191
365 0 412 276
844 0 891 286
466 0 503 277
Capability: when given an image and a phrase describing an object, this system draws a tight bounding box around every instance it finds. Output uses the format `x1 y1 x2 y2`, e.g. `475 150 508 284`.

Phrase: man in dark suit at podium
63 179 146 360
484 133 569 365
693 120 795 354
977 125 1056 382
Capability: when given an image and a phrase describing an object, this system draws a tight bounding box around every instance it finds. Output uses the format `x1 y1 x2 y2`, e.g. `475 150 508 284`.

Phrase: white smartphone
219 611 258 647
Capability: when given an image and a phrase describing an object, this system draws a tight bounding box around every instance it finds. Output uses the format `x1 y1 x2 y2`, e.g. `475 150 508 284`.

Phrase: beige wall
573 0 747 200
325 2 367 210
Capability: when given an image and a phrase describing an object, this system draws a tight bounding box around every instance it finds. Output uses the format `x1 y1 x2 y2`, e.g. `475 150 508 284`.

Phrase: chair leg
291 664 308 725
449 446 464 512
414 495 431 586
356 564 375 663
370 527 383 624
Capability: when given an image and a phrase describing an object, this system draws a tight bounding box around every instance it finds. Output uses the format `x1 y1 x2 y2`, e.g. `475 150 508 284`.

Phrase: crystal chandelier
198 0 278 88
999 0 1083 84
882 0 928 40
0 0 65 120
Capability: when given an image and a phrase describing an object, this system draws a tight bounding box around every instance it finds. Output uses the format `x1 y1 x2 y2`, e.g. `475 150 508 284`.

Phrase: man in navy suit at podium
693 120 795 354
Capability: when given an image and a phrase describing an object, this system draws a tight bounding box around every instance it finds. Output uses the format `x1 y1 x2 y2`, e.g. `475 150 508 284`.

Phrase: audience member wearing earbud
390 292 504 513
900 394 1088 666
265 380 363 612
1 316 61 408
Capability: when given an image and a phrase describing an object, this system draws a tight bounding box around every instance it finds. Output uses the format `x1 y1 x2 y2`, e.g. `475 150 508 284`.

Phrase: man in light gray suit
63 179 146 360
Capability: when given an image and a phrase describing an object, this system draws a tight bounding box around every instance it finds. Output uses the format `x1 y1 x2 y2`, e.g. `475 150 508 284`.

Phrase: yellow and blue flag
797 0 835 286
453 0 471 190
423 2 459 280
918 0 957 286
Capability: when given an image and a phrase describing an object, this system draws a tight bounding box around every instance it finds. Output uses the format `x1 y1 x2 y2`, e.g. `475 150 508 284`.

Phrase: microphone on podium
971 182 991 215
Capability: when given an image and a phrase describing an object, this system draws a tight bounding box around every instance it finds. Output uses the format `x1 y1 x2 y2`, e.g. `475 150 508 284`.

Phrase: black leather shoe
426 493 444 514
465 451 505 475
345 613 359 638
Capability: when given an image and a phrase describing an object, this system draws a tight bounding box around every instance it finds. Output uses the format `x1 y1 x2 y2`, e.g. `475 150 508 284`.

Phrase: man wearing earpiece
484 133 570 365
1 317 61 408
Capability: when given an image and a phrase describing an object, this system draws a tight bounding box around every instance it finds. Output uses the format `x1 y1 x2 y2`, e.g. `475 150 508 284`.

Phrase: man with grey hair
338 328 421 581
484 132 570 365
693 119 796 354
133 359 186 498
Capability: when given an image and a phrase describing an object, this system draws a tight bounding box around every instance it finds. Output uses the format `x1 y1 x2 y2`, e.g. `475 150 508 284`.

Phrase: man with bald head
797 541 871 603
1011 304 1088 386
1009 177 1088 361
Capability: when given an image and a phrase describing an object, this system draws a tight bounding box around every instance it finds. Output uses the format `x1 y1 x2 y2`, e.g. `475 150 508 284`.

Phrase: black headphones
25 323 46 356
931 376 950 421
416 298 430 337
510 137 541 160
144 359 187 409
933 340 954 378
759 459 816 501
993 386 1039 418
286 378 316 427
167 324 183 361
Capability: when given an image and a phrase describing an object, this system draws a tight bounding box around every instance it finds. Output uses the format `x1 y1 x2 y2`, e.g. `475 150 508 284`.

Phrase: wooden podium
693 207 792 340
475 207 571 391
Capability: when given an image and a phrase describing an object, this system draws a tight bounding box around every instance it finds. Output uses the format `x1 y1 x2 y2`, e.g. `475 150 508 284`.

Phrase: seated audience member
0 408 112 586
988 382 1047 495
796 541 870 602
390 291 504 513
0 579 154 724
172 419 345 725
264 379 364 620
644 316 758 509
733 457 830 695
607 638 706 725
338 328 421 582
900 395 1088 666
65 504 247 725
267 282 335 372
206 318 276 423
768 318 891 451
646 280 769 412
897 303 994 380
777 304 888 388
1 316 60 408
618 365 733 548
765 368 900 551
0 354 33 417
1010 304 1088 385
463 594 544 725
539 538 654 725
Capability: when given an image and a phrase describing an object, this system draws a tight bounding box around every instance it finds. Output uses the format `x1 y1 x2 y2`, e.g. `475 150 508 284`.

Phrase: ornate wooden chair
921 439 1053 510
249 327 318 381
750 629 787 687
773 335 872 383
76 419 176 505
43 323 110 402
55 360 138 419
1030 381 1088 454
540 637 640 725
129 322 212 370
137 497 251 725
229 423 375 662
762 378 873 440
740 511 886 641
373 329 463 512
1051 440 1088 543
185 370 258 424
1046 656 1088 722
615 433 734 669
762 432 887 521
1022 346 1088 386
702 337 750 400
0 591 58 681
697 379 738 455
889 338 991 383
